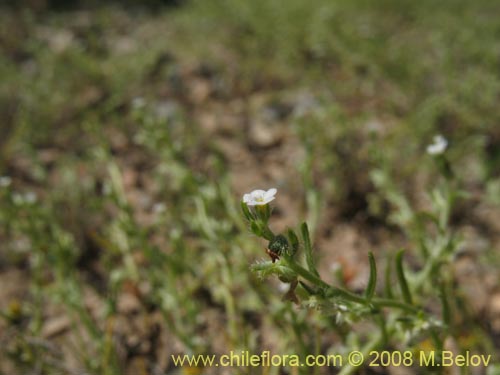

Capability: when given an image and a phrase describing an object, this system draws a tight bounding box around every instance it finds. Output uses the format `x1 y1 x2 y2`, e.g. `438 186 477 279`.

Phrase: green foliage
0 1 499 374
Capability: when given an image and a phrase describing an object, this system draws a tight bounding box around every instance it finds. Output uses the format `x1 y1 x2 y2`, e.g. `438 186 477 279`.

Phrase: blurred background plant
1 0 499 374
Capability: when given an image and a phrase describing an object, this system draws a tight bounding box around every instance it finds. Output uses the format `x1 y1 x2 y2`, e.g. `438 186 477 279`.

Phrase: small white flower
242 188 277 206
426 135 448 155
337 304 348 312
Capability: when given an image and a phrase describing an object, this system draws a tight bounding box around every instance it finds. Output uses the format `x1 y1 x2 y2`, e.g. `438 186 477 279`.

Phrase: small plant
240 136 493 374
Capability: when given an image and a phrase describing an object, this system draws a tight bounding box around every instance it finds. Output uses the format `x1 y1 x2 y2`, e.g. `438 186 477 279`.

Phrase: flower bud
268 234 290 256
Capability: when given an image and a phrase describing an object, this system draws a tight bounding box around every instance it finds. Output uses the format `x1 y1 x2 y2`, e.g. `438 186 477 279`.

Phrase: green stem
371 298 419 313
283 257 419 314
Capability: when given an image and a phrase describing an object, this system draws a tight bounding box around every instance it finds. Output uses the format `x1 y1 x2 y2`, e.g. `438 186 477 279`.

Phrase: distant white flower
426 135 448 155
0 176 12 187
243 188 277 206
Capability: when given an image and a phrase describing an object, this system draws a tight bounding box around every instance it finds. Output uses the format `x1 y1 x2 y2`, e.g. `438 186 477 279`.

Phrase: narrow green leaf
301 222 319 277
240 201 253 221
265 204 271 221
364 252 377 300
384 255 393 299
250 221 262 237
261 224 275 241
395 249 413 305
287 228 299 256
299 281 316 295
256 204 270 222
439 281 451 326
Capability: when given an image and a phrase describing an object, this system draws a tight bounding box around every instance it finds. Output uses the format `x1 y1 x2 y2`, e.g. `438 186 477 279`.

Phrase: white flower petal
265 196 276 204
426 135 448 155
242 188 278 206
252 189 266 197
265 188 277 200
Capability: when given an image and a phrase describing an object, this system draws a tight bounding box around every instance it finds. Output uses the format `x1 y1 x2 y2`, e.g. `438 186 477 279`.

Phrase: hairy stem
283 257 420 314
